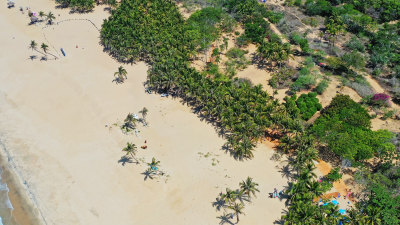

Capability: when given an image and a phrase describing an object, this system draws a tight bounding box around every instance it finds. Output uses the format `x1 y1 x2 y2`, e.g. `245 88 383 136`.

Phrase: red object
76 45 78 48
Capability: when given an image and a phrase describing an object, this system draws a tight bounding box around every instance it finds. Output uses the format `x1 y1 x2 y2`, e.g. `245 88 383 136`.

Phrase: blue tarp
339 209 346 215
322 199 339 206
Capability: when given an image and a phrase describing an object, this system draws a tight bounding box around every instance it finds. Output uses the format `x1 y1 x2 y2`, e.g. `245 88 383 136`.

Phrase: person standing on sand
273 188 278 198
345 189 352 199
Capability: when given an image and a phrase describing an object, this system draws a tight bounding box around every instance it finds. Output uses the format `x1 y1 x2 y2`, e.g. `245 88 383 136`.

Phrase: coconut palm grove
62 0 399 224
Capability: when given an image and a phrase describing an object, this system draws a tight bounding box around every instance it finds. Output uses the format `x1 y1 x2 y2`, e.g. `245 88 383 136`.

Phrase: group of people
141 140 148 149
337 189 352 200
270 188 283 198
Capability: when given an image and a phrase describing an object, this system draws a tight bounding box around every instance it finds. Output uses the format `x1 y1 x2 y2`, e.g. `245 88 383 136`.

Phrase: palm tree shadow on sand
212 196 226 212
273 209 288 224
141 169 155 181
278 164 296 181
217 212 235 225
117 156 138 166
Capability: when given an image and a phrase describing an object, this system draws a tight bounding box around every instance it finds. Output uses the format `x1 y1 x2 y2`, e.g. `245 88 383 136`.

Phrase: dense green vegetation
296 92 322 120
352 162 400 224
186 7 232 51
55 0 95 11
224 47 250 77
101 0 300 160
284 92 322 120
290 57 318 91
280 134 346 224
311 95 395 161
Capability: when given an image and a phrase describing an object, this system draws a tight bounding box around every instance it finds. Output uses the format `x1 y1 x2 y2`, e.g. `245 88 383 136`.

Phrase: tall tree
41 43 49 53
47 12 55 25
239 177 259 199
29 40 37 51
122 142 138 162
114 66 128 83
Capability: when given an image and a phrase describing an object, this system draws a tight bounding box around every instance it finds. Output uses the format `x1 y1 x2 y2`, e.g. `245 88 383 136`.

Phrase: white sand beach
0 1 289 224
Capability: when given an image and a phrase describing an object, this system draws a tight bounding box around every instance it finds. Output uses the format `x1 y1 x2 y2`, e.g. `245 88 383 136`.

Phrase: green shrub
296 92 322 120
269 66 296 89
236 34 249 47
289 33 310 54
382 110 396 120
320 180 333 192
284 94 301 119
314 79 330 94
265 11 284 24
302 17 319 27
305 0 333 16
291 64 318 91
326 168 342 182
225 47 250 76
345 36 365 52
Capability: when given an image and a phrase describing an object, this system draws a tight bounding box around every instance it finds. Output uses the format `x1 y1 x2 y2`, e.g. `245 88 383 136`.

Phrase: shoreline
0 140 44 225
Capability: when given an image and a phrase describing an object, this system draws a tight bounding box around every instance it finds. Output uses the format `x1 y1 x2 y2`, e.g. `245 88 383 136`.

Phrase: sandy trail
0 1 289 225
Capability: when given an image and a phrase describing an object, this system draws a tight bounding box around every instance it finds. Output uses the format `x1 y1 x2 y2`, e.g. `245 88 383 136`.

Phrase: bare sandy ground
0 1 289 224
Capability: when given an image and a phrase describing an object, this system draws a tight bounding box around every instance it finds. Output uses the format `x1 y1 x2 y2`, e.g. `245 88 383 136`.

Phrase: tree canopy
311 95 395 161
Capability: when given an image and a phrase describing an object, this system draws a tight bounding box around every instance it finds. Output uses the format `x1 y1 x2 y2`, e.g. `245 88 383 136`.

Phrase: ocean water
0 169 15 225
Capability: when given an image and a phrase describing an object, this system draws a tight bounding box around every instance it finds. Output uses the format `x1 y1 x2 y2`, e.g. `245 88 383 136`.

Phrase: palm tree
228 202 244 223
221 188 238 205
29 40 37 51
139 107 148 125
239 177 259 199
41 43 49 53
122 142 138 162
147 157 160 171
39 11 45 21
114 66 127 83
46 12 55 25
122 113 137 131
